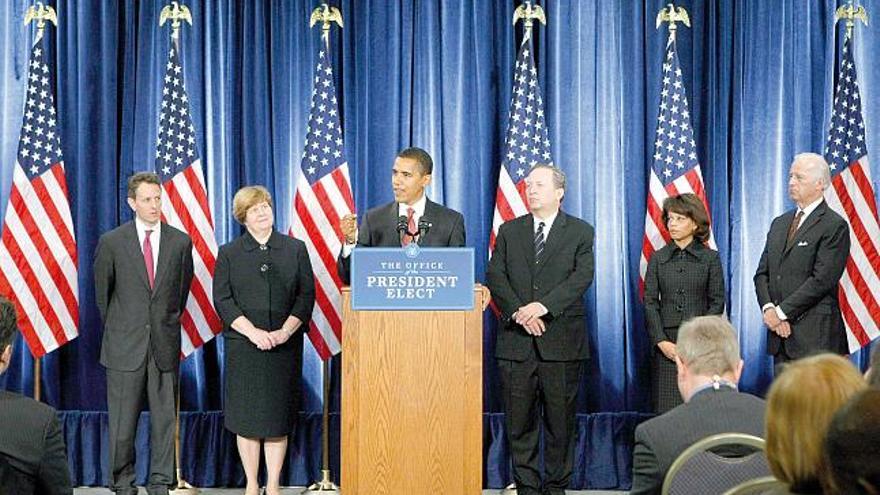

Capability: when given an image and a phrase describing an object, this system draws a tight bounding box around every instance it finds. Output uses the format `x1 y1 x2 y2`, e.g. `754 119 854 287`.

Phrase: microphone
397 215 409 235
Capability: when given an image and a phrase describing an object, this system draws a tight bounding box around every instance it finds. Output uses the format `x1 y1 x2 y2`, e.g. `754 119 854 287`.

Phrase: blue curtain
0 0 877 489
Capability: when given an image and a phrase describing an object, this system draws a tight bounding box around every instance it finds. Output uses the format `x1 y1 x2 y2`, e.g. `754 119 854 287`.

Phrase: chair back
662 433 771 495
722 475 788 495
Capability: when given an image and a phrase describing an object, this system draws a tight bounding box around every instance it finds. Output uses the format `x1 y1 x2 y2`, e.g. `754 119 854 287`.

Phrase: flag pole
23 0 58 410
156 2 199 493
303 3 343 494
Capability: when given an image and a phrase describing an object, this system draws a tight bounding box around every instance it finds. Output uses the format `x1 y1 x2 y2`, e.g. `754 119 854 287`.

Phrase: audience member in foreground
765 353 865 494
822 388 880 495
630 315 765 495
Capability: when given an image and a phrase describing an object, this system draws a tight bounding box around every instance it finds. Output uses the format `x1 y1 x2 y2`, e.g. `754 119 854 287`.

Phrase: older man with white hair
754 152 851 367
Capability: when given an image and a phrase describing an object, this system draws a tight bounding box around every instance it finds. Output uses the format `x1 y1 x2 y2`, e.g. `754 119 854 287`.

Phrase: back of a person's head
766 354 866 491
823 388 880 495
676 315 740 377
0 297 18 353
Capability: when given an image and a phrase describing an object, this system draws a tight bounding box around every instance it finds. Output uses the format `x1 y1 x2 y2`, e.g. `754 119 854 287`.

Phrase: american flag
0 40 78 357
823 35 880 352
639 35 715 293
155 41 223 357
490 35 552 251
290 46 354 360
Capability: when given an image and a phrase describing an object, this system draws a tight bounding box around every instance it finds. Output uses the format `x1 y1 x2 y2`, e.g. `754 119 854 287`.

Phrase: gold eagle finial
656 4 690 40
512 1 546 42
310 3 344 45
159 1 193 39
835 2 868 38
24 3 58 43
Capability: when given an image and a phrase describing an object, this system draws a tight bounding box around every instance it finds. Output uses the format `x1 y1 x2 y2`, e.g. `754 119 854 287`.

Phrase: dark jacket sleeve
212 246 243 326
630 425 663 495
93 236 113 323
449 211 466 247
179 237 194 311
36 413 72 495
290 243 316 326
643 253 666 346
706 250 726 315
778 219 850 320
753 221 774 309
538 223 595 318
486 224 524 321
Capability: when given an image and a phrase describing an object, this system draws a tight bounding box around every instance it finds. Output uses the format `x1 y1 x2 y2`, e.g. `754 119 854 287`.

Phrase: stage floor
73 488 626 494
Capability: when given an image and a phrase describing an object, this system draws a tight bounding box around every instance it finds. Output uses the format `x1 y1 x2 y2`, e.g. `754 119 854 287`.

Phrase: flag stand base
302 469 340 493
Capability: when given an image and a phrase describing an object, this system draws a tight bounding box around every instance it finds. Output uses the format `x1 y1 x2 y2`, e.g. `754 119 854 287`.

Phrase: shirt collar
242 230 280 251
398 194 428 218
135 217 160 237
798 196 824 219
533 210 559 233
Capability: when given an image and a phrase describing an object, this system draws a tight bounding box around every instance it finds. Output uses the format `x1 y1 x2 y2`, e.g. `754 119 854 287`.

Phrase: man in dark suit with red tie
487 164 595 495
94 172 194 495
0 297 72 495
337 147 466 283
754 153 851 366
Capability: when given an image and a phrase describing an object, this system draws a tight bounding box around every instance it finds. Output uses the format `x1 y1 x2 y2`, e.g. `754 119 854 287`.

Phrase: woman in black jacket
644 193 725 412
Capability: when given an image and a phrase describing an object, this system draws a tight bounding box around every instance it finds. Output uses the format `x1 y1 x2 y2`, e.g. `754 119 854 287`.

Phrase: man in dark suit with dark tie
0 297 72 495
630 316 766 495
754 153 851 366
94 172 194 495
486 164 594 495
337 147 466 283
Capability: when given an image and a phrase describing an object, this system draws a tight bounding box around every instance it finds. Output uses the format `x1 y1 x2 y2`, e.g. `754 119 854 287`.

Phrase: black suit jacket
337 198 466 283
94 221 195 372
487 212 595 361
644 241 725 346
754 201 850 357
630 387 767 495
0 390 71 495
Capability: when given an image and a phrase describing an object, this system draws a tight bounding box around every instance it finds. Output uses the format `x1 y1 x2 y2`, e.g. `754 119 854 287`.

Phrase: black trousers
106 352 178 495
498 355 583 495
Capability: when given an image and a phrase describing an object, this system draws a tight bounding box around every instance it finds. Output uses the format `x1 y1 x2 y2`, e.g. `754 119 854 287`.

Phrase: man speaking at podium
487 164 595 495
337 147 466 283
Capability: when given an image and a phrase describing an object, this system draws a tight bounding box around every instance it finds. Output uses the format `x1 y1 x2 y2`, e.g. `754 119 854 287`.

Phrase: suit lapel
520 215 537 276
150 223 175 295
783 202 826 257
535 212 567 276
124 222 152 291
421 199 439 245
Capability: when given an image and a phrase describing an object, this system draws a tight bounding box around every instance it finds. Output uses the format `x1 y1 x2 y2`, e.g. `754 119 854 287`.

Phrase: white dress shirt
135 216 161 271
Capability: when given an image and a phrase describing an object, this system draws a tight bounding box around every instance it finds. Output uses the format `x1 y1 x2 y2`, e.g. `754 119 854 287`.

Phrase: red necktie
402 207 416 246
143 229 155 289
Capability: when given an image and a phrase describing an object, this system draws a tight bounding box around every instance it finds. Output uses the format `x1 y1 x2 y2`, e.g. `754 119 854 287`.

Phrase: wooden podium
340 286 485 494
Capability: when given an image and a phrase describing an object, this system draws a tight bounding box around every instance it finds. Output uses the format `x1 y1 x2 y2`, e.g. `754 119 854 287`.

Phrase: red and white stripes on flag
155 41 223 357
639 35 715 294
491 35 552 251
290 47 353 360
0 41 78 357
823 35 880 352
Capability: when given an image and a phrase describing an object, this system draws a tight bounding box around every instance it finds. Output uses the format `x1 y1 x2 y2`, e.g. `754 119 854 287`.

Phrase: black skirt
223 333 302 438
652 344 683 413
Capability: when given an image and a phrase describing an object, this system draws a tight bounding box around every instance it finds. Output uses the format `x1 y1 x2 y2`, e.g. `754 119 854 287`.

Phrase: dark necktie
402 207 416 246
143 229 155 289
534 221 545 263
786 210 804 248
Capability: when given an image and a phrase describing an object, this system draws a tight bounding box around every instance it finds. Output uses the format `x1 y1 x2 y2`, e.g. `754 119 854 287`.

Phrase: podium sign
350 246 474 310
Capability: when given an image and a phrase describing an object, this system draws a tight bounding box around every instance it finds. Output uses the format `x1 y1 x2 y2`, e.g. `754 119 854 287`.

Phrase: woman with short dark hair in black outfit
643 193 725 412
214 186 315 495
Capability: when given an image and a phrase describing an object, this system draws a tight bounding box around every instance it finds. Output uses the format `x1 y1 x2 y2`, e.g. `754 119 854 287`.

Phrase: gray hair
793 152 831 191
676 316 740 376
528 163 566 191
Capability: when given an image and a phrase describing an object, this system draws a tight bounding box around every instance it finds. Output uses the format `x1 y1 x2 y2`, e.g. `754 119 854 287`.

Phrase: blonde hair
765 354 866 489
232 185 273 224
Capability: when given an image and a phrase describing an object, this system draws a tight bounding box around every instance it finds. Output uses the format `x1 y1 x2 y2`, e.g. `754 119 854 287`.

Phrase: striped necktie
534 221 545 263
